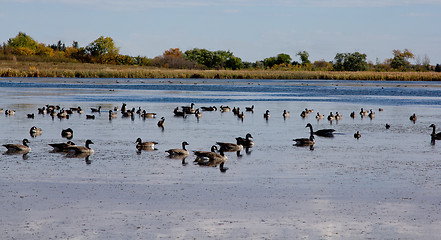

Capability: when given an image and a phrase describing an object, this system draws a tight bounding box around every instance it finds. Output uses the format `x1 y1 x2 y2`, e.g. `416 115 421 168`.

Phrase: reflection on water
1 78 441 239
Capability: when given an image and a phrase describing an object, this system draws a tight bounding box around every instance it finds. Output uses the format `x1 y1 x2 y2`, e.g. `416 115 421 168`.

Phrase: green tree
297 51 311 65
276 53 292 65
390 49 414 70
86 36 119 58
184 48 242 69
333 52 368 71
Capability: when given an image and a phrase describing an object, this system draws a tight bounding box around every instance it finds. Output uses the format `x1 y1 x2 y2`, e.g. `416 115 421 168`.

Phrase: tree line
2 32 440 72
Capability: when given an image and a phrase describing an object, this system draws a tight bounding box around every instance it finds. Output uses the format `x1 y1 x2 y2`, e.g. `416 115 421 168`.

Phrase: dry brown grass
1 60 440 81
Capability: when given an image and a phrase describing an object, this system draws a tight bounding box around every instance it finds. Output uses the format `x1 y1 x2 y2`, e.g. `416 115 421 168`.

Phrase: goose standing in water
166 141 189 157
3 139 31 153
354 131 361 139
350 112 356 118
316 112 324 120
136 138 158 151
360 108 369 117
283 110 290 119
429 124 441 140
368 109 375 119
263 110 270 120
66 139 94 155
306 123 335 138
410 114 417 122
327 112 335 121
109 110 118 119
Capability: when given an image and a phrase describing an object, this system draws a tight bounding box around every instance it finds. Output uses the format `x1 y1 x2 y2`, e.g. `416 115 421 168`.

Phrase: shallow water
1 77 441 239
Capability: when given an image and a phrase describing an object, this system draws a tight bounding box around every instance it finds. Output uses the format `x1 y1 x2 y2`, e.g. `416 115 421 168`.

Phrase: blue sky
1 0 441 64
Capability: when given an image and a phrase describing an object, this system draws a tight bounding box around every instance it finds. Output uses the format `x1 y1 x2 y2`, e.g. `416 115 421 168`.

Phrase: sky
1 0 441 64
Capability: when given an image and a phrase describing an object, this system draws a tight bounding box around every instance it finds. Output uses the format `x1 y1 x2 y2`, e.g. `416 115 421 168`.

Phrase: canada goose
237 112 245 121
385 123 391 129
335 112 342 120
429 124 441 140
121 103 127 113
136 138 158 151
245 105 254 112
157 117 165 128
196 148 228 172
194 145 219 162
294 124 315 146
350 112 356 118
86 115 95 120
136 107 142 115
113 106 119 112
173 107 187 117
300 111 308 118
216 140 243 156
354 131 361 139
3 139 31 153
57 109 68 118
5 110 15 116
61 128 73 139
236 133 254 147
220 105 230 112
27 113 35 119
66 139 94 154
232 107 240 115
306 123 335 138
201 106 217 111
263 110 270 119
195 109 202 119
368 109 375 119
166 141 189 157
29 126 42 134
360 108 368 116
316 112 324 120
38 107 46 114
141 110 156 118
109 110 117 119
327 112 335 121
48 141 76 152
182 103 196 114
305 108 314 114
91 106 101 113
283 110 290 118
410 114 417 122
77 107 83 114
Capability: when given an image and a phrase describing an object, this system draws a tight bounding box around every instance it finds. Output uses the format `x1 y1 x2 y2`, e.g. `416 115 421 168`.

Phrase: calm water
1 77 441 239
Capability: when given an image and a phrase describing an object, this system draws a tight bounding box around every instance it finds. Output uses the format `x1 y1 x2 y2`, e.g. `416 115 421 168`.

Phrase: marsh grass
1 60 440 81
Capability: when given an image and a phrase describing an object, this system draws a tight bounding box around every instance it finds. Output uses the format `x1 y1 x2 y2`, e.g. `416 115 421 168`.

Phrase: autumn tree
7 32 38 55
163 48 182 58
390 49 414 70
86 36 119 63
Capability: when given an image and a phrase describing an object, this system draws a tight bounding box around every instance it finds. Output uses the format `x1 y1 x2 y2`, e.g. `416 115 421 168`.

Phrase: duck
368 109 375 119
354 131 361 139
235 133 254 147
91 106 101 113
109 110 118 119
48 141 76 152
306 123 335 137
263 110 270 119
245 105 254 112
316 112 324 120
61 128 73 139
409 114 417 122
136 138 158 151
29 126 42 136
3 139 31 153
157 117 165 128
429 124 441 140
327 112 335 121
66 139 94 154
283 110 290 118
196 148 228 172
141 110 156 118
166 141 189 157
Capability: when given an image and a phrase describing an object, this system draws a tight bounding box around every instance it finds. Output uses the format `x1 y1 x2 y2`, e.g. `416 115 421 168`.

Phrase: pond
1 77 441 239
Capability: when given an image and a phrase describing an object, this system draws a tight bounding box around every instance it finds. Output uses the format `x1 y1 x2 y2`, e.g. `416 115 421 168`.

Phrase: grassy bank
1 60 441 81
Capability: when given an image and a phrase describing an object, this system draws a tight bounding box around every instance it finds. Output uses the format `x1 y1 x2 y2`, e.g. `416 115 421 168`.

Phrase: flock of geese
2 103 441 171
